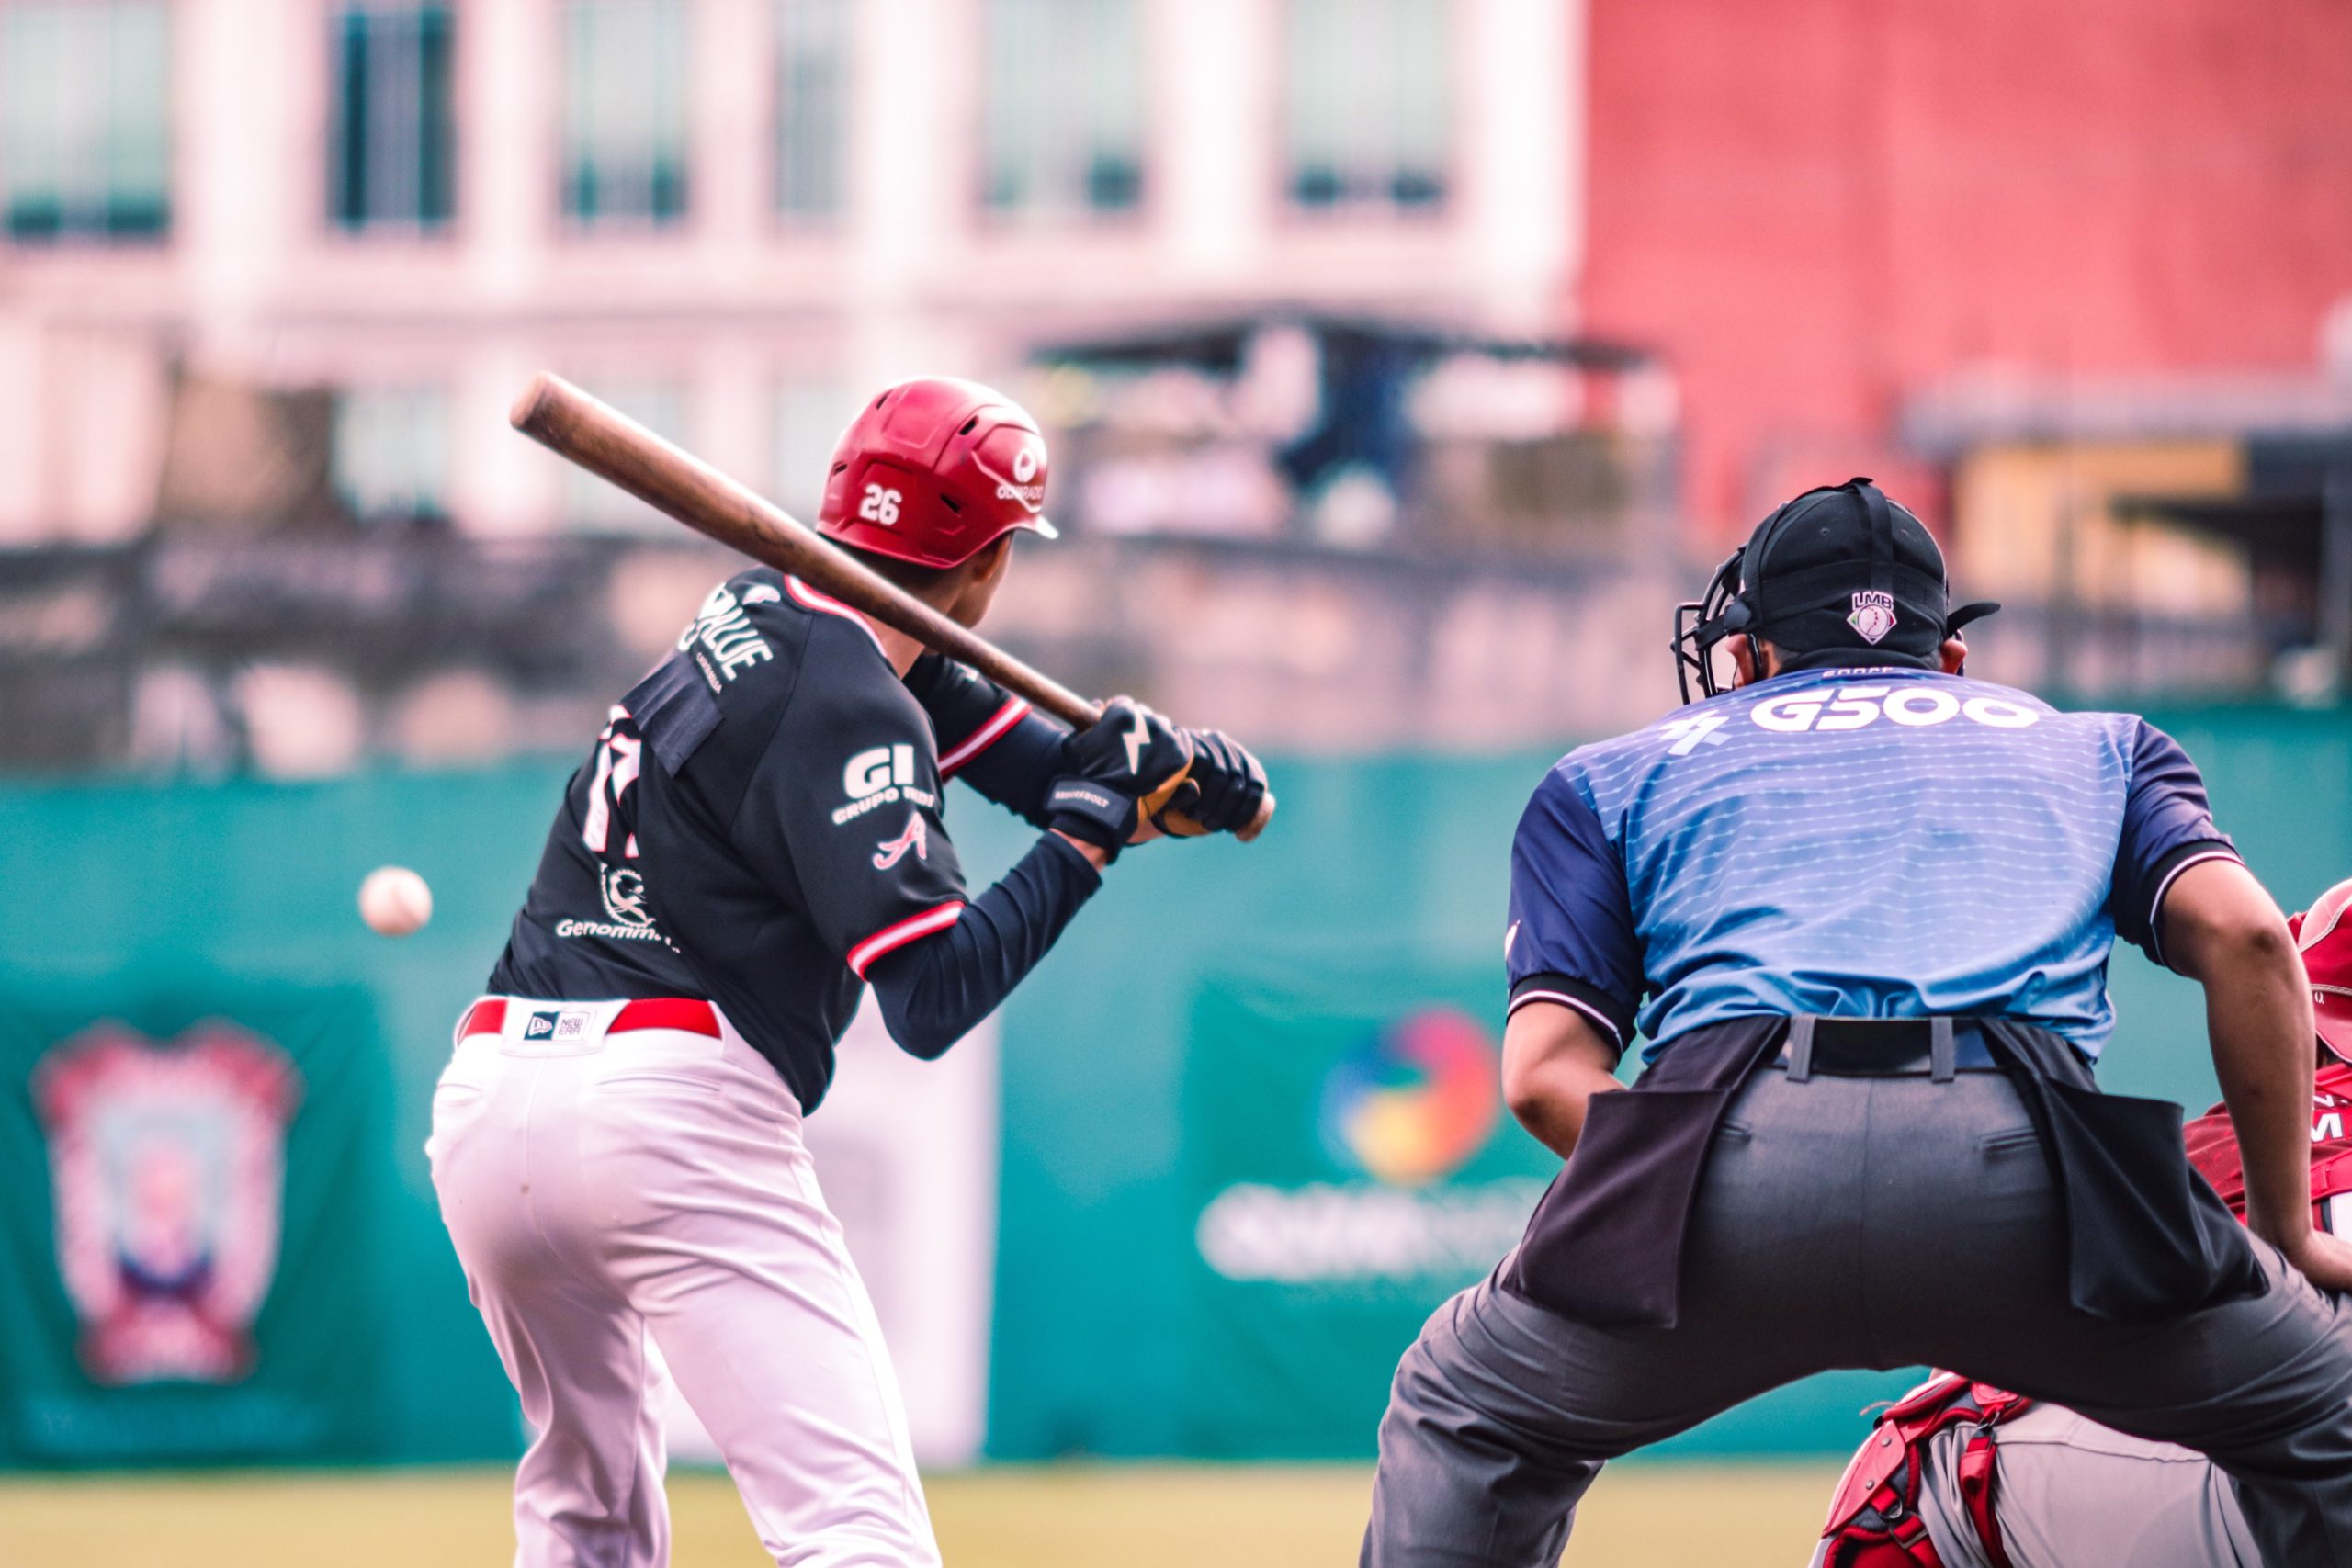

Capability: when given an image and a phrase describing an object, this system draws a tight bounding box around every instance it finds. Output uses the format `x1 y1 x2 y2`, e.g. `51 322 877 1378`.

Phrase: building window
330 3 454 232
980 0 1142 221
566 381 685 529
333 387 449 523
775 0 847 221
0 1 170 243
561 0 687 227
1283 0 1448 213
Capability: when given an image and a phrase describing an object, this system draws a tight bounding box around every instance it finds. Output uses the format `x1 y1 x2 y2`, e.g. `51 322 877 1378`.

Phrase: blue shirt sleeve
1506 765 1643 1051
2109 719 2241 968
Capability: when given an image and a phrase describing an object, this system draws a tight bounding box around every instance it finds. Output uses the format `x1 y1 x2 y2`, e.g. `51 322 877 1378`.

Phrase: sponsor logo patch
832 743 936 825
554 918 673 944
1847 590 1898 645
677 584 774 691
993 442 1047 508
1749 684 2041 734
873 812 929 870
600 865 655 930
524 1009 594 1043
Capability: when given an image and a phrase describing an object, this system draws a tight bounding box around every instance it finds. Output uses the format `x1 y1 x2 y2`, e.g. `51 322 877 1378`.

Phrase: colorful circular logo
1318 1008 1501 1188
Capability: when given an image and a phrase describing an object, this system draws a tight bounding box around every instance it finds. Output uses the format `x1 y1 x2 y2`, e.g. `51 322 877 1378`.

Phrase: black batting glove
1157 728 1269 837
1046 697 1193 861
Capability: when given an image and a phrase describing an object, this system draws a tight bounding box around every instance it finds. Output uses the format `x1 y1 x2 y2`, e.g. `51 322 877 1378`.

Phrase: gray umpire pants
1363 1066 2352 1567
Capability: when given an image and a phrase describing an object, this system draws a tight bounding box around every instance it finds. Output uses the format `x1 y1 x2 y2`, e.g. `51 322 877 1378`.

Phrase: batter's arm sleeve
1506 765 1644 1055
903 652 1072 829
864 831 1102 1059
2110 719 2244 969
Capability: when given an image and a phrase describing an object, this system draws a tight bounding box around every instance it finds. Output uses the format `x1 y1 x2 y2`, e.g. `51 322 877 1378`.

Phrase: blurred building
4 0 2347 774
0 0 1575 543
1 0 1674 768
1580 0 2352 694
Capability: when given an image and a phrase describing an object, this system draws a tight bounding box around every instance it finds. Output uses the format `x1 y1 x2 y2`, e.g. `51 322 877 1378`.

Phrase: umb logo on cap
1848 590 1897 645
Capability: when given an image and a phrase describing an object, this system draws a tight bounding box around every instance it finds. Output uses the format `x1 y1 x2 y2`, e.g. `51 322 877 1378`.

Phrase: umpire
1361 479 2352 1565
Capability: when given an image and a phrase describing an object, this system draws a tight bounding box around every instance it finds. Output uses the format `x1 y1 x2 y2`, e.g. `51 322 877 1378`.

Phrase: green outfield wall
1 704 2347 1467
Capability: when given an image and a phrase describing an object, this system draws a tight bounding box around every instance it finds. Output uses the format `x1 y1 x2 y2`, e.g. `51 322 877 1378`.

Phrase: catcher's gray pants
1808 1403 2260 1568
1363 1066 2352 1567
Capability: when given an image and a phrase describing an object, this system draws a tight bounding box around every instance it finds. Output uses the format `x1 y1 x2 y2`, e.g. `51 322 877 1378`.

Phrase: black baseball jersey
489 567 1054 1111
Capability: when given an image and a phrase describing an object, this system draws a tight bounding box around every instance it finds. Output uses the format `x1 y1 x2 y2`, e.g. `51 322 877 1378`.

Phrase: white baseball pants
427 997 940 1568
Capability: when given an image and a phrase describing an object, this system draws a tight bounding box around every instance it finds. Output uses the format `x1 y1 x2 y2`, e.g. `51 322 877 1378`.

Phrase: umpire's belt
1776 1016 1996 1079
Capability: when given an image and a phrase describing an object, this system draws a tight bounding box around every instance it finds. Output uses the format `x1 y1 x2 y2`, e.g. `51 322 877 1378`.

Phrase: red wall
1581 0 2352 537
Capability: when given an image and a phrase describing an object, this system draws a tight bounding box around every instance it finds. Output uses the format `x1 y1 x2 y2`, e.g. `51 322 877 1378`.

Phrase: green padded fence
0 703 2345 1467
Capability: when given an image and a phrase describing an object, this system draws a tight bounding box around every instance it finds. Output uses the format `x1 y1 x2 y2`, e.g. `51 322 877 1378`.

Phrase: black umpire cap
1676 478 1998 699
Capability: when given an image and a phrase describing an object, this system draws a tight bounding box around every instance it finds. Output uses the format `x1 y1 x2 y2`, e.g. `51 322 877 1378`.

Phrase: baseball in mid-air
359 865 434 937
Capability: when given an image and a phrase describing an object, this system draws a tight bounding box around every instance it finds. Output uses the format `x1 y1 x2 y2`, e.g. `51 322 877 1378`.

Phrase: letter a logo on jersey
873 812 928 870
1848 591 1897 645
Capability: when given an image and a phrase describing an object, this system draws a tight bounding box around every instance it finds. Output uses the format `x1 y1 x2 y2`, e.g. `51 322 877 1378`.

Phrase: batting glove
1047 696 1193 860
1156 728 1269 838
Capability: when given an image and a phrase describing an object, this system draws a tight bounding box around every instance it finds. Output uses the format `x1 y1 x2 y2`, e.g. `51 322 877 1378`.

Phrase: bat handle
1235 791 1277 843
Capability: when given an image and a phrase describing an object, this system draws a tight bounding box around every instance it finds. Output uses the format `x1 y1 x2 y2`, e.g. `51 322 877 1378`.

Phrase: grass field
0 1461 1844 1566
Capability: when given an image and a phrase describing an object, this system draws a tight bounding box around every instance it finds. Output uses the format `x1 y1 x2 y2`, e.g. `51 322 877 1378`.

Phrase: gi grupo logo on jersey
831 744 938 826
1193 1005 1545 1288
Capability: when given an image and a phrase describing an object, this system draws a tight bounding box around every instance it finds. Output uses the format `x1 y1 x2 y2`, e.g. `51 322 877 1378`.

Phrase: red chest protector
2184 1059 2352 1232
1819 1372 2030 1568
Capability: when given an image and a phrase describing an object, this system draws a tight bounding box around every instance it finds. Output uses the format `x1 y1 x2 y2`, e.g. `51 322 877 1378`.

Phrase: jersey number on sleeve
581 710 645 857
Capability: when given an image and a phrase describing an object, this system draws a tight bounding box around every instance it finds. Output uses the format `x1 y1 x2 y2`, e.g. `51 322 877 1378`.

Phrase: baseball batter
1813 874 2352 1568
427 378 1266 1568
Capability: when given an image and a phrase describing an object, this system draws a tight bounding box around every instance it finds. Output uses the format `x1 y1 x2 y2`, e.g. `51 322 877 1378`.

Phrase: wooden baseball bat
510 371 1272 841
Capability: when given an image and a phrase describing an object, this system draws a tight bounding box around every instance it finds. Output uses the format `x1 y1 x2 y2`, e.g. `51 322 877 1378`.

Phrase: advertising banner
0 982 390 1464
1180 959 1556 1456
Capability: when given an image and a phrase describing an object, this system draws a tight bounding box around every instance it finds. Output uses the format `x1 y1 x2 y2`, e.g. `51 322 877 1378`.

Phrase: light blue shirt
1506 667 2236 1062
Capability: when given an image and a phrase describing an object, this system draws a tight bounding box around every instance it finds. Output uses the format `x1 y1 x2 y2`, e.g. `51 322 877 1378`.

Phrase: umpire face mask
1673 478 2000 703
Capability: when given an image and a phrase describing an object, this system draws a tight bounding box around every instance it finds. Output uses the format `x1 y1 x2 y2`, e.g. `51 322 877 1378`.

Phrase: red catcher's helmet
2299 875 2352 1062
816 377 1058 569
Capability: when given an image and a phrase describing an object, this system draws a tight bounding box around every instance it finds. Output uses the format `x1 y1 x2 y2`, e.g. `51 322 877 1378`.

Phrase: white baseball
359 865 434 937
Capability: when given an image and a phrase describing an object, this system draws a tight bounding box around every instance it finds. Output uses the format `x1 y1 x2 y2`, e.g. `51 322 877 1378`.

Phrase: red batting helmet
2298 875 2352 1062
816 377 1057 569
